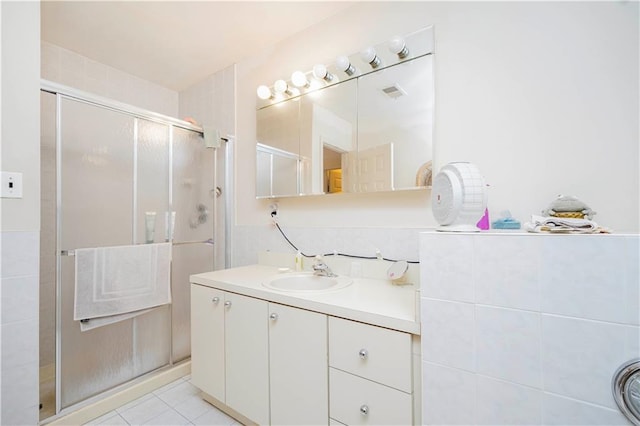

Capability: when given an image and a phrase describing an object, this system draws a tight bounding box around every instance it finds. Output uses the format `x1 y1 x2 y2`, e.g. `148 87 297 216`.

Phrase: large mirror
256 26 434 198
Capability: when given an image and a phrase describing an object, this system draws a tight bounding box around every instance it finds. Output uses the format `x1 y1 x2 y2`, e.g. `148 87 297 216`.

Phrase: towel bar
172 239 214 246
60 240 212 257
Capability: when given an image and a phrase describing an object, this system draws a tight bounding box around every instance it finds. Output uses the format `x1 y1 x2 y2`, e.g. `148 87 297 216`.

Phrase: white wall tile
0 362 39 426
542 392 631 425
1 319 39 370
41 41 61 82
541 314 636 409
1 275 38 324
42 43 178 118
474 234 541 311
541 235 632 324
475 376 542 425
421 298 475 371
421 232 639 425
421 233 474 302
1 231 39 279
475 305 542 388
422 362 475 425
625 236 639 325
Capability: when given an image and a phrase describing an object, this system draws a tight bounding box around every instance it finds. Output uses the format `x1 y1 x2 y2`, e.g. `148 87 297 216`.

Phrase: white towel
203 125 221 148
79 308 154 332
524 214 600 233
74 243 172 330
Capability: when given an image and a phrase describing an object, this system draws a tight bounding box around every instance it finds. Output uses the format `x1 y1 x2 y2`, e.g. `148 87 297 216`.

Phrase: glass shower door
58 98 171 408
171 127 215 362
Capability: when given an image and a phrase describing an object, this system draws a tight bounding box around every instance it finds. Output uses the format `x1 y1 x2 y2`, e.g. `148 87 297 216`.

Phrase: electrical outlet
1 171 23 198
269 202 278 217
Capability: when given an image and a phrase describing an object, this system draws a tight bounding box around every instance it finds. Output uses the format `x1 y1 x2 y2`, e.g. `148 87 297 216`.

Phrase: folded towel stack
524 214 609 234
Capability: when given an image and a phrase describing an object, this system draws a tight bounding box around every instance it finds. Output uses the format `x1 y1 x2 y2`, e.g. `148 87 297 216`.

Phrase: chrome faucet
312 255 336 277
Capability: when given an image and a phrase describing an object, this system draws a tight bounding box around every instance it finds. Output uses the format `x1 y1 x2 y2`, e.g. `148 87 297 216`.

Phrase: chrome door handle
212 297 220 304
270 313 278 321
359 349 368 359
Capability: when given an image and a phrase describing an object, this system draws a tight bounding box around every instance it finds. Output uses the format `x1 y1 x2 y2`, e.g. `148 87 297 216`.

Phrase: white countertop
190 264 420 335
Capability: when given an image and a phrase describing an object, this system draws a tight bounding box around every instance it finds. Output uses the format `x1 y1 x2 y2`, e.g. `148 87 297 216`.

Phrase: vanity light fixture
291 71 310 88
388 36 410 59
360 46 381 69
274 79 294 96
336 55 356 76
312 64 334 83
256 85 273 100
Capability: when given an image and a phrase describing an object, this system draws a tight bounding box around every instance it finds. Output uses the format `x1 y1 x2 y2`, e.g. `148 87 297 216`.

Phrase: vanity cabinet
190 285 269 424
190 284 328 425
328 317 413 425
190 285 225 402
268 303 328 425
224 292 270 424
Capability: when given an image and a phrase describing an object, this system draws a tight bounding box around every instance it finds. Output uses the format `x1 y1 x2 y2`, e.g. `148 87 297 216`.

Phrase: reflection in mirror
355 55 433 192
299 79 357 195
256 98 300 197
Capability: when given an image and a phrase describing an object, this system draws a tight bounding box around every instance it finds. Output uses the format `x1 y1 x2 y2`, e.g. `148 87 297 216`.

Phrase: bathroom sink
263 273 352 292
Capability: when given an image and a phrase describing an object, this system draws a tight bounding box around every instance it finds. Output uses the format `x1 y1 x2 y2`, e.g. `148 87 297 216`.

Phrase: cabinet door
190 284 225 401
225 293 269 425
269 303 328 425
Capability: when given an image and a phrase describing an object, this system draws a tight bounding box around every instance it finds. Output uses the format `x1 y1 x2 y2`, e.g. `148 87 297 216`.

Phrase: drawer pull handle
360 404 369 415
212 297 220 304
359 349 368 359
224 301 232 308
270 313 278 321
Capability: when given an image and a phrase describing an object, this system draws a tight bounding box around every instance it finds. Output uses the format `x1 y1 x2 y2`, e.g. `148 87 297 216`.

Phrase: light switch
1 171 23 198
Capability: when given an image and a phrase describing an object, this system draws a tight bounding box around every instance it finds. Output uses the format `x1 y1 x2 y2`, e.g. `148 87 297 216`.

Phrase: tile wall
1 231 40 425
420 231 639 425
178 65 235 271
233 225 425 267
41 41 178 118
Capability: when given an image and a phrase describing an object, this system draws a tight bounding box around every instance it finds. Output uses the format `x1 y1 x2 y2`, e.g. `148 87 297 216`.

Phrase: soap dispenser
295 251 303 272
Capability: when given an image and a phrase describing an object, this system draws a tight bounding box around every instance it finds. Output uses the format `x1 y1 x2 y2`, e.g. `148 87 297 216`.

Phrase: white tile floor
83 376 242 426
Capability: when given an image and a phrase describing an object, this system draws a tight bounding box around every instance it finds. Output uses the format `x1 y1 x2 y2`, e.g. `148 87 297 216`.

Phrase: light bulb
291 71 308 88
273 79 293 96
336 55 356 76
312 64 334 82
389 36 409 59
256 85 272 100
360 46 381 68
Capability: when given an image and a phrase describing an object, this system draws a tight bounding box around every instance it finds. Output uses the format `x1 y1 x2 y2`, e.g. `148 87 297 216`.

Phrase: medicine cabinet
256 26 434 198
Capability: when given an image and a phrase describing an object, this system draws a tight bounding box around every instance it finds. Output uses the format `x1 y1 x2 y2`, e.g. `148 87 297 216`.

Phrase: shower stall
39 82 227 420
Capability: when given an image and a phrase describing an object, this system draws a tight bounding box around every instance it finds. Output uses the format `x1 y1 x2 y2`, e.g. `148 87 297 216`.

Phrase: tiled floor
83 376 241 426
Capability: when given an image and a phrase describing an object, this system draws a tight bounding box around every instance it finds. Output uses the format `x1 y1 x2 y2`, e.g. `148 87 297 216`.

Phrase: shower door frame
41 80 207 416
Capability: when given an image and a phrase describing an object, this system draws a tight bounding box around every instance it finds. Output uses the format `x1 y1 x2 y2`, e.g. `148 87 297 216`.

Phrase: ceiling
41 1 355 92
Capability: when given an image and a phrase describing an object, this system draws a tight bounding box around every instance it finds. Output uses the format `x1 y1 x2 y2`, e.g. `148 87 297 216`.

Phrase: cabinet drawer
329 317 412 392
329 368 412 426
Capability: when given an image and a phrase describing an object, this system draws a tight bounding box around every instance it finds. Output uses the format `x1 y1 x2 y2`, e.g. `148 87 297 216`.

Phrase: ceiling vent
381 84 406 99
